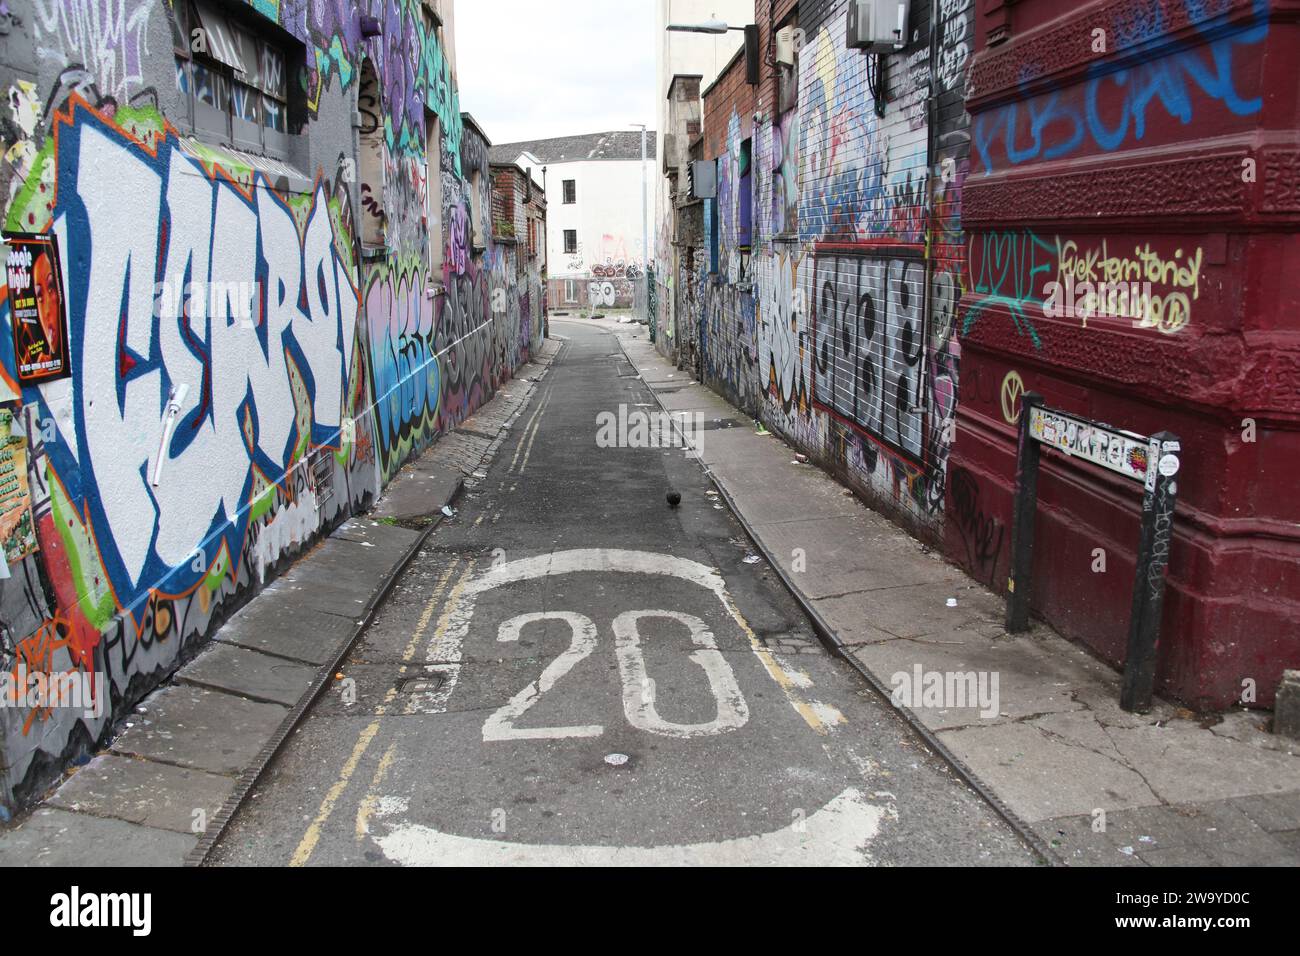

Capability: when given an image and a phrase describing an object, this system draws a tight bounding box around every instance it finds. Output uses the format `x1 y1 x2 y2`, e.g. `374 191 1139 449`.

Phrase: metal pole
1120 432 1180 712
1005 392 1043 633
636 123 648 324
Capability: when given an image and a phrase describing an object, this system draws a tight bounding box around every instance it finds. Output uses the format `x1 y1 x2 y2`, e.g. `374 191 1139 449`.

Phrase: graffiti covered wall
695 0 973 536
954 0 1299 708
0 0 539 812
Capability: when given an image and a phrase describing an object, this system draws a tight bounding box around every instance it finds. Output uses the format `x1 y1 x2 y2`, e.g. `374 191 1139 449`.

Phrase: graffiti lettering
812 252 925 459
53 103 357 612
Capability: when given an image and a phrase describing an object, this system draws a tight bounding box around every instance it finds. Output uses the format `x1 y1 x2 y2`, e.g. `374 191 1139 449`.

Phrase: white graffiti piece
588 281 616 308
937 0 971 93
63 118 357 602
760 253 811 413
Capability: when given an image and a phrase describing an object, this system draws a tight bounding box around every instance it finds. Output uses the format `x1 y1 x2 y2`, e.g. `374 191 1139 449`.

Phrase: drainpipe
920 0 942 437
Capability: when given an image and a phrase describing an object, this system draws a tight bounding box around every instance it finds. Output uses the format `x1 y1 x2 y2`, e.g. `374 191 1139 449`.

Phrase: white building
490 131 655 311
653 0 749 344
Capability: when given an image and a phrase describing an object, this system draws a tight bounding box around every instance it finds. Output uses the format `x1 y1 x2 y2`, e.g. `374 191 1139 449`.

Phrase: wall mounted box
846 0 908 52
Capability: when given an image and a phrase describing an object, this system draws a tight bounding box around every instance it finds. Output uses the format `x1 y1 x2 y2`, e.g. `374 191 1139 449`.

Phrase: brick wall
950 0 1299 709
689 0 974 540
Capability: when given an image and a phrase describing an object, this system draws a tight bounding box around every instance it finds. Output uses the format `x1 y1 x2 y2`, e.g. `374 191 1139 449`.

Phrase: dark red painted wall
949 0 1300 709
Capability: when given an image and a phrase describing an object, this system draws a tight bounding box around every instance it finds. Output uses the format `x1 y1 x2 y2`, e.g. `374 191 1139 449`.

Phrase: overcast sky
454 0 657 147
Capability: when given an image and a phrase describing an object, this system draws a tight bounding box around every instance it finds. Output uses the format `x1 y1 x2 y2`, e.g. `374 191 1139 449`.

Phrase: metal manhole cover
397 674 446 695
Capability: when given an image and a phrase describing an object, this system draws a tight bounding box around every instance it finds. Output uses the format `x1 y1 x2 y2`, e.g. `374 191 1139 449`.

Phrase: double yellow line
507 386 551 476
289 556 477 866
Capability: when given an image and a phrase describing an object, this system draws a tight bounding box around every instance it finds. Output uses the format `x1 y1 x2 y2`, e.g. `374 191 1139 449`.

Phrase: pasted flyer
0 406 37 561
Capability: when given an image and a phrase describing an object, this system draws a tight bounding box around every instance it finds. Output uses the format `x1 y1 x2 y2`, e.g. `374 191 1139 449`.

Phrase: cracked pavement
610 318 1300 868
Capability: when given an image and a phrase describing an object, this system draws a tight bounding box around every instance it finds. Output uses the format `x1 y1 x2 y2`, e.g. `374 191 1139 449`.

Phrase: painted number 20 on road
482 610 749 741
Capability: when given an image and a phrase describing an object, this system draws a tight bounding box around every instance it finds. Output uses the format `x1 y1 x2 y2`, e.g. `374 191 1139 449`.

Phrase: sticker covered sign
1028 405 1150 482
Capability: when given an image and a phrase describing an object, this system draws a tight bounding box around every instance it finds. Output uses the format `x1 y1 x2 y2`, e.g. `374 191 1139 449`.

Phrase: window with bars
172 0 291 159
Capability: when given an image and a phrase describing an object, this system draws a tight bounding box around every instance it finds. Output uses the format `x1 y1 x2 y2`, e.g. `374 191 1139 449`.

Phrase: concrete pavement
604 317 1300 867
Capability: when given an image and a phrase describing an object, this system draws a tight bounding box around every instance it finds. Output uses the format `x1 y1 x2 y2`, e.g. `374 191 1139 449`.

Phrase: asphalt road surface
211 320 1039 866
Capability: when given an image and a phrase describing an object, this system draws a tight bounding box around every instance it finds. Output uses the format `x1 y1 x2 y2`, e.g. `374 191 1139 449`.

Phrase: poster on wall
4 232 70 384
0 407 37 562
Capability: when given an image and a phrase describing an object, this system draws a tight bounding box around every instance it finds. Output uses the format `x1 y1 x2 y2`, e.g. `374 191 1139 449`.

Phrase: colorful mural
692 0 973 532
0 0 543 811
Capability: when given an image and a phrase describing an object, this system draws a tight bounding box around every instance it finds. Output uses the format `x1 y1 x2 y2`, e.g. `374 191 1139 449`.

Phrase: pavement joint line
613 328 1062 867
213 637 341 666
105 747 244 777
172 676 306 710
41 797 210 838
182 363 552 867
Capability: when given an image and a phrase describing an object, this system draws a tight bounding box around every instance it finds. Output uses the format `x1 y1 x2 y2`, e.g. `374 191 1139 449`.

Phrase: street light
665 20 743 33
630 122 648 324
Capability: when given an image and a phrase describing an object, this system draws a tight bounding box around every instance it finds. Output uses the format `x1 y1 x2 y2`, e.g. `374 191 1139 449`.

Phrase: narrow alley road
210 322 1039 866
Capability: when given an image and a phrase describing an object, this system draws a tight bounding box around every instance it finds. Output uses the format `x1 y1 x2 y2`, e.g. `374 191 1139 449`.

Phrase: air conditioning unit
846 0 908 53
775 25 796 65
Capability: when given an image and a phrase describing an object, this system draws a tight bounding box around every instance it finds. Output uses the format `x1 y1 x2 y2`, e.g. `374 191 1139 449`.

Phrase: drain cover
397 674 445 695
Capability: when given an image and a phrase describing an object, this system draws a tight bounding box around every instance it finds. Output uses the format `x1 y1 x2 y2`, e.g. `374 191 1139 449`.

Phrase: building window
172 0 290 158
470 167 485 250
564 229 577 254
426 107 444 276
564 279 577 303
562 179 576 204
358 59 384 247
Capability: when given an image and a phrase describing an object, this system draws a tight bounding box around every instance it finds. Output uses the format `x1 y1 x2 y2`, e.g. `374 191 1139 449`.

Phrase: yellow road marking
515 389 552 475
289 722 381 866
508 387 550 473
722 601 830 735
289 558 467 866
418 558 478 662
354 743 398 840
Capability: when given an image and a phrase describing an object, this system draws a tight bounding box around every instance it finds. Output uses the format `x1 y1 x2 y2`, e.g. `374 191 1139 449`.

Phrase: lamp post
631 122 648 323
665 20 745 33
